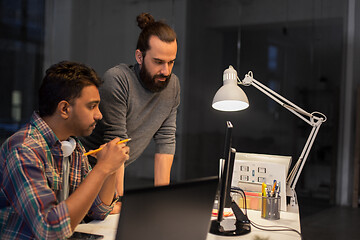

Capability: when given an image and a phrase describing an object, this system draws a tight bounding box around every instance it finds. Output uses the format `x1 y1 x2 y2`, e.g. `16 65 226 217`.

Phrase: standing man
0 61 129 239
81 12 180 207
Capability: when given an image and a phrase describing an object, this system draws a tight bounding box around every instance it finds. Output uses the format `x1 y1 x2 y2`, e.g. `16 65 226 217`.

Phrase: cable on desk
231 187 247 215
231 187 303 240
249 221 303 239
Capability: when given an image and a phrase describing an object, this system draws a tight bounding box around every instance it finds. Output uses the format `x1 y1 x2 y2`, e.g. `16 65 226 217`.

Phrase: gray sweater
81 63 180 166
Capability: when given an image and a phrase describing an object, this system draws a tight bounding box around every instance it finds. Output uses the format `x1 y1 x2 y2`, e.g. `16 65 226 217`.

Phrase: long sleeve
1 145 72 239
77 151 117 220
99 66 130 143
0 113 116 239
153 74 180 155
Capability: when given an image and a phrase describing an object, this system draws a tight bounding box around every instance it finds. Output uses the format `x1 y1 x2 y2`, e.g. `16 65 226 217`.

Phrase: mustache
90 120 99 127
154 73 171 79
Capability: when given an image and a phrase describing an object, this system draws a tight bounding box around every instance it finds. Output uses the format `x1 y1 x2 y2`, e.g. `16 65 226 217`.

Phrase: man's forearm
65 166 110 230
154 153 174 186
115 164 125 196
99 172 117 205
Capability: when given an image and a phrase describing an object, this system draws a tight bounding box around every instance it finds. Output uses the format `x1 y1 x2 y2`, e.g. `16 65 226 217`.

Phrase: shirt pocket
44 160 62 192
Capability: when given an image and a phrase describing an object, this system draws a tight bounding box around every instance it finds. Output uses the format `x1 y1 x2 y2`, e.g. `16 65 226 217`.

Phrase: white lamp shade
212 84 249 111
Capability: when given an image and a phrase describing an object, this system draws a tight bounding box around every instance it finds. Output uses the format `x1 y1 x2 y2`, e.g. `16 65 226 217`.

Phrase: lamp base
209 219 251 236
209 201 251 236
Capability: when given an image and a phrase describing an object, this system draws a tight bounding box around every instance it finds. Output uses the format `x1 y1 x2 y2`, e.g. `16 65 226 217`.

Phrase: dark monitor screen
210 121 251 236
216 120 235 222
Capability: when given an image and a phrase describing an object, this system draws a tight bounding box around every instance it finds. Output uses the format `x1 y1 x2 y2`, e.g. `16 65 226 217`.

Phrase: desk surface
207 208 301 240
75 208 301 240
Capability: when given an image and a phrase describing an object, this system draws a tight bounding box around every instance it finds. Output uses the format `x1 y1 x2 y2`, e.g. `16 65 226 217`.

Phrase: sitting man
0 61 129 239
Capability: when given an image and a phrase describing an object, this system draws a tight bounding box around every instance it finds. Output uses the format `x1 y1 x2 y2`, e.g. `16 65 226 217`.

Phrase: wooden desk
75 207 301 239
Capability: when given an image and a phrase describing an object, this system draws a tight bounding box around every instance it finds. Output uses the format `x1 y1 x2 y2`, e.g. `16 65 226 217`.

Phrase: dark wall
181 1 342 203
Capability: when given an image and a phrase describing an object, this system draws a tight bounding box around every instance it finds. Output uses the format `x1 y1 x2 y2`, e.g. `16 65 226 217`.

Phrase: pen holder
261 196 280 220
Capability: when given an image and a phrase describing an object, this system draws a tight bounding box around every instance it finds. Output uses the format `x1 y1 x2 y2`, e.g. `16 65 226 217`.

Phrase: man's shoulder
1 124 47 160
169 73 180 90
7 125 43 149
102 63 136 86
170 72 179 80
171 72 179 81
104 63 134 77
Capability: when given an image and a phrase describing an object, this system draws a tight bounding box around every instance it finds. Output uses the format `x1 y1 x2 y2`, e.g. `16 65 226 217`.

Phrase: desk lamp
212 65 327 207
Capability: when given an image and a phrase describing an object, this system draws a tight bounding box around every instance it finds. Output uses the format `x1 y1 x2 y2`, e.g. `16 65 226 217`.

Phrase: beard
139 61 171 93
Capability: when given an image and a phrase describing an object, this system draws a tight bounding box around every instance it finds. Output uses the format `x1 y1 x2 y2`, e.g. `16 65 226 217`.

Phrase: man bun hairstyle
136 12 155 29
38 61 102 117
136 12 177 54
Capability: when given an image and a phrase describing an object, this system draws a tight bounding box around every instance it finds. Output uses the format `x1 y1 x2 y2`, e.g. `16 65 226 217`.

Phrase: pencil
83 138 131 156
262 183 267 218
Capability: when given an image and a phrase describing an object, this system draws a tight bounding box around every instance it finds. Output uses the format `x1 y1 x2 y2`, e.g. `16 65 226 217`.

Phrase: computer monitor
216 121 234 222
209 121 251 236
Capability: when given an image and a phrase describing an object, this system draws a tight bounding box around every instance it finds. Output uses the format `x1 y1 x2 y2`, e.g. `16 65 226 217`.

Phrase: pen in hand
83 138 131 156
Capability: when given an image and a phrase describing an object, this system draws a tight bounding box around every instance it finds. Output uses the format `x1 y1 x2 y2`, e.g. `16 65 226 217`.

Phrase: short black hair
38 61 102 117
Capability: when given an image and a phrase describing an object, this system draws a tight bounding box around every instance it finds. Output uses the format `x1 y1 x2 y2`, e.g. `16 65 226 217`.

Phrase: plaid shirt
0 112 115 239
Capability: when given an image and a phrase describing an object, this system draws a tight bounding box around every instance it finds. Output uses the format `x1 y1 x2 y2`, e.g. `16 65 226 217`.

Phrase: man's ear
58 100 71 119
135 50 143 65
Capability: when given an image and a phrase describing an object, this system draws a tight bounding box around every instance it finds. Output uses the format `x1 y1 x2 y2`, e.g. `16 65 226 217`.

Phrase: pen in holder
261 196 280 220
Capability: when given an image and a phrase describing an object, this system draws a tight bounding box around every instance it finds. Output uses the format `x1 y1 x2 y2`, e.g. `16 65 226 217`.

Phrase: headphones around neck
61 137 76 157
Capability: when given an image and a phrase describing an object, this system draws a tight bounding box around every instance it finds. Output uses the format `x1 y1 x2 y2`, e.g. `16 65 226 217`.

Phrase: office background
1 0 359 238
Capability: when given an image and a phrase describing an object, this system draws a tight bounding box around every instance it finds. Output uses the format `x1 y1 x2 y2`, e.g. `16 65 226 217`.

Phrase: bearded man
80 13 180 213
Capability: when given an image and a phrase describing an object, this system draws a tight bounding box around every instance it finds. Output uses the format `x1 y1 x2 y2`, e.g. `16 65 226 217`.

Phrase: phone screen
69 231 104 239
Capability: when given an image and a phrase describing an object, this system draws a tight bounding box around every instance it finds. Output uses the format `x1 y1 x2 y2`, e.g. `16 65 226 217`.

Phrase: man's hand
95 138 129 176
110 201 122 214
66 138 129 231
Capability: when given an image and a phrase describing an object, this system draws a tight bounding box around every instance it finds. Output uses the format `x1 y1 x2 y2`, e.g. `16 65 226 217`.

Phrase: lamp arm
239 71 327 206
287 123 322 190
240 72 316 125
